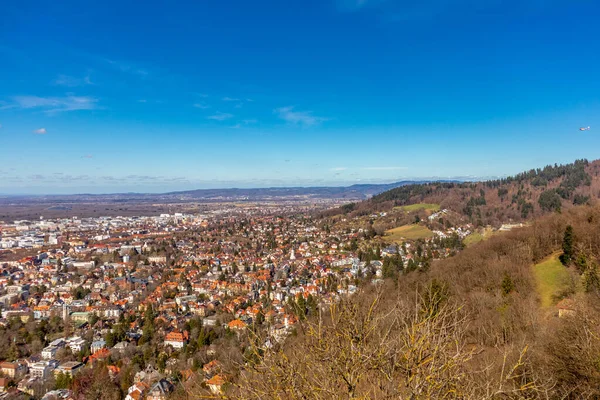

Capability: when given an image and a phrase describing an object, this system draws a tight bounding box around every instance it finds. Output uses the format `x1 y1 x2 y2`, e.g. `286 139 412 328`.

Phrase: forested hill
329 159 600 226
231 200 600 399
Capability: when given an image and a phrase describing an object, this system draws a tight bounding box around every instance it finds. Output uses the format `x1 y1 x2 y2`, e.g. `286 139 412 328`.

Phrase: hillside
329 159 600 227
229 204 600 399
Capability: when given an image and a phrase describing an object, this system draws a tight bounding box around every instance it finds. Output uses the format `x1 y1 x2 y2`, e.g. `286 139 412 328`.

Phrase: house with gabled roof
125 381 149 400
164 330 189 349
147 379 174 400
206 374 226 394
227 319 247 331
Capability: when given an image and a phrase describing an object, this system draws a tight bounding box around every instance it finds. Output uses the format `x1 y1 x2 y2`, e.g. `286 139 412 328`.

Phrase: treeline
483 159 590 188
327 158 598 227
370 182 456 204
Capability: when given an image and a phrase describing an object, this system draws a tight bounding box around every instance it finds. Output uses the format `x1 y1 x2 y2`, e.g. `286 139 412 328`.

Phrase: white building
30 362 52 379
91 339 106 354
55 361 84 377
66 337 86 353
41 347 57 360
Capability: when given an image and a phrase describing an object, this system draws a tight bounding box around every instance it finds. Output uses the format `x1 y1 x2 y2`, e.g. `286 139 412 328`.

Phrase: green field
385 224 435 241
398 203 440 212
463 228 495 247
533 253 571 308
463 232 484 246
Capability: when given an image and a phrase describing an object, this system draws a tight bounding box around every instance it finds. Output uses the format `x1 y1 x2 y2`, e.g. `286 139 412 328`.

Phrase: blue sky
1 0 599 194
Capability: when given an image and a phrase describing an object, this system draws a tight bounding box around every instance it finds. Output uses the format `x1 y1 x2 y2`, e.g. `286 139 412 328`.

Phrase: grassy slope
463 227 496 247
463 232 484 246
397 203 440 212
533 253 571 308
385 224 434 241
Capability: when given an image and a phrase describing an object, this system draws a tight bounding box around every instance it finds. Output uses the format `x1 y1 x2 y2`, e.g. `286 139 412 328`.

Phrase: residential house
227 319 247 331
202 360 222 377
90 339 106 354
0 360 26 379
125 382 149 400
56 361 84 377
206 374 226 394
557 298 576 318
164 330 189 349
146 379 174 400
66 336 86 353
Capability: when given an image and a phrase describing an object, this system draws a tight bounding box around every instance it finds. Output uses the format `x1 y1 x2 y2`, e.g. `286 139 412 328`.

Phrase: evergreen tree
381 259 395 279
104 331 116 348
139 306 155 345
575 253 588 274
583 263 600 293
559 225 574 265
501 273 515 296
7 341 20 361
55 371 72 389
296 296 307 319
406 259 417 273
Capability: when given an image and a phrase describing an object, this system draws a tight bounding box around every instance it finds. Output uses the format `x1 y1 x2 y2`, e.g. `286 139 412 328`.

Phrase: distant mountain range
164 181 436 201
0 180 450 204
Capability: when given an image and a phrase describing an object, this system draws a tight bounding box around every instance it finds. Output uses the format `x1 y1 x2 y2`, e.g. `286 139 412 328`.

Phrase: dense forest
325 159 600 227
226 204 600 399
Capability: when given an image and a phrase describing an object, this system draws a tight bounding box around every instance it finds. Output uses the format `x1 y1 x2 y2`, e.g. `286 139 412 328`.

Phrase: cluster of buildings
0 204 471 398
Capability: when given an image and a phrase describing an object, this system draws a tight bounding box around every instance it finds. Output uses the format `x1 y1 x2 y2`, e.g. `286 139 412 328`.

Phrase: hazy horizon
0 175 485 196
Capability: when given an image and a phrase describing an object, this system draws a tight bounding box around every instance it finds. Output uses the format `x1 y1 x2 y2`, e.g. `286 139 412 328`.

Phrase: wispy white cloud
11 95 100 114
138 99 165 105
118 175 189 184
33 128 47 134
21 174 91 184
222 97 240 102
361 166 408 171
104 58 149 78
193 103 210 109
274 106 328 127
207 112 233 121
52 74 93 87
230 119 258 129
12 173 191 187
81 154 93 159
